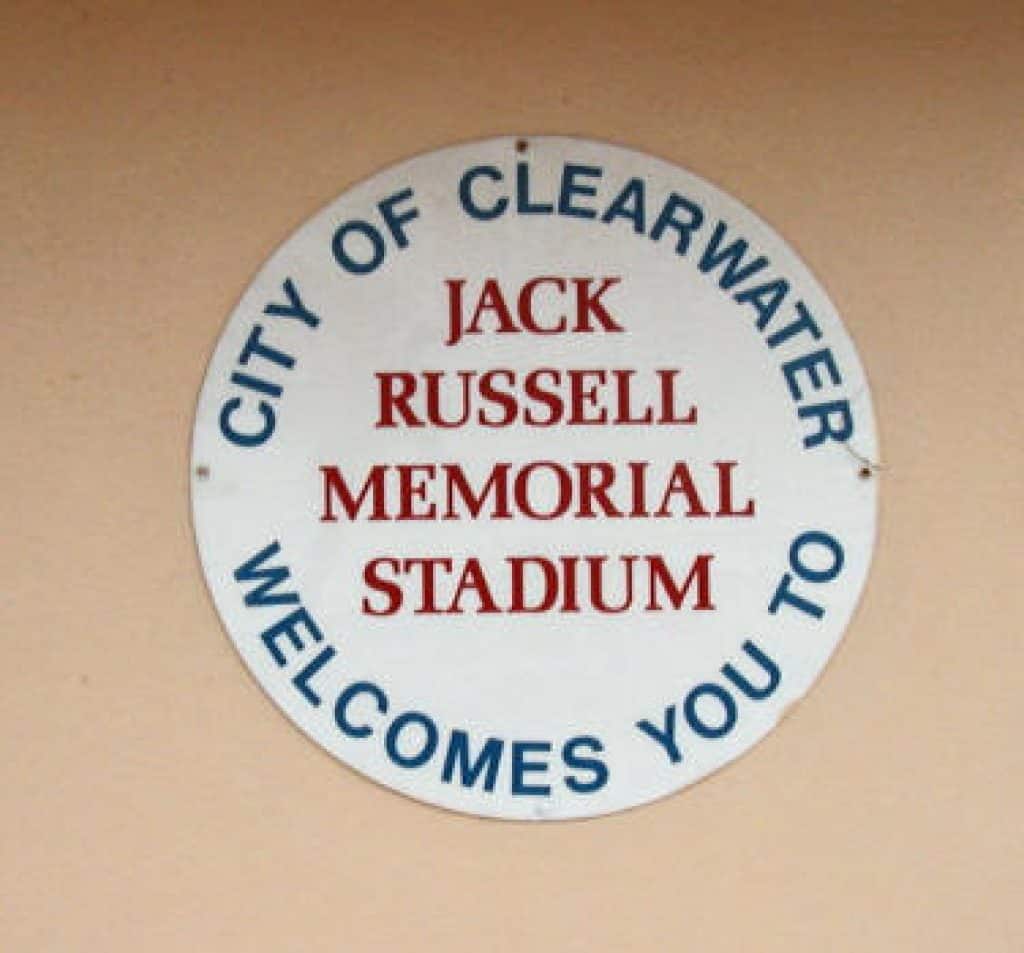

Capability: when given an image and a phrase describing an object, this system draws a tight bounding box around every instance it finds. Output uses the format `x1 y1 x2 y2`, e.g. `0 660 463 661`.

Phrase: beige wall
5 1 1021 949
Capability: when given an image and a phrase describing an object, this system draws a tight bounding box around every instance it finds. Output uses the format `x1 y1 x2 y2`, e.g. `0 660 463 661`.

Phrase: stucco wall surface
4 2 1021 950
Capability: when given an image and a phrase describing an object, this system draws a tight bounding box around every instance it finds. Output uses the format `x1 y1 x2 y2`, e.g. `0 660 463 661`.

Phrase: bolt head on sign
191 136 878 820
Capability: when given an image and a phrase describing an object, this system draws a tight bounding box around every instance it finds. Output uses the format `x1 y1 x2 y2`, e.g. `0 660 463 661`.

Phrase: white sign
191 136 878 820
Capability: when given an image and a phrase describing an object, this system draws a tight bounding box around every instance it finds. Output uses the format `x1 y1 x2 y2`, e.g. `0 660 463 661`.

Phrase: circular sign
191 136 878 820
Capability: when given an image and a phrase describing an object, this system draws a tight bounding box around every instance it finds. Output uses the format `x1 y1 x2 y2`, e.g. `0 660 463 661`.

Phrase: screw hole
515 138 529 154
195 465 210 480
858 466 872 480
